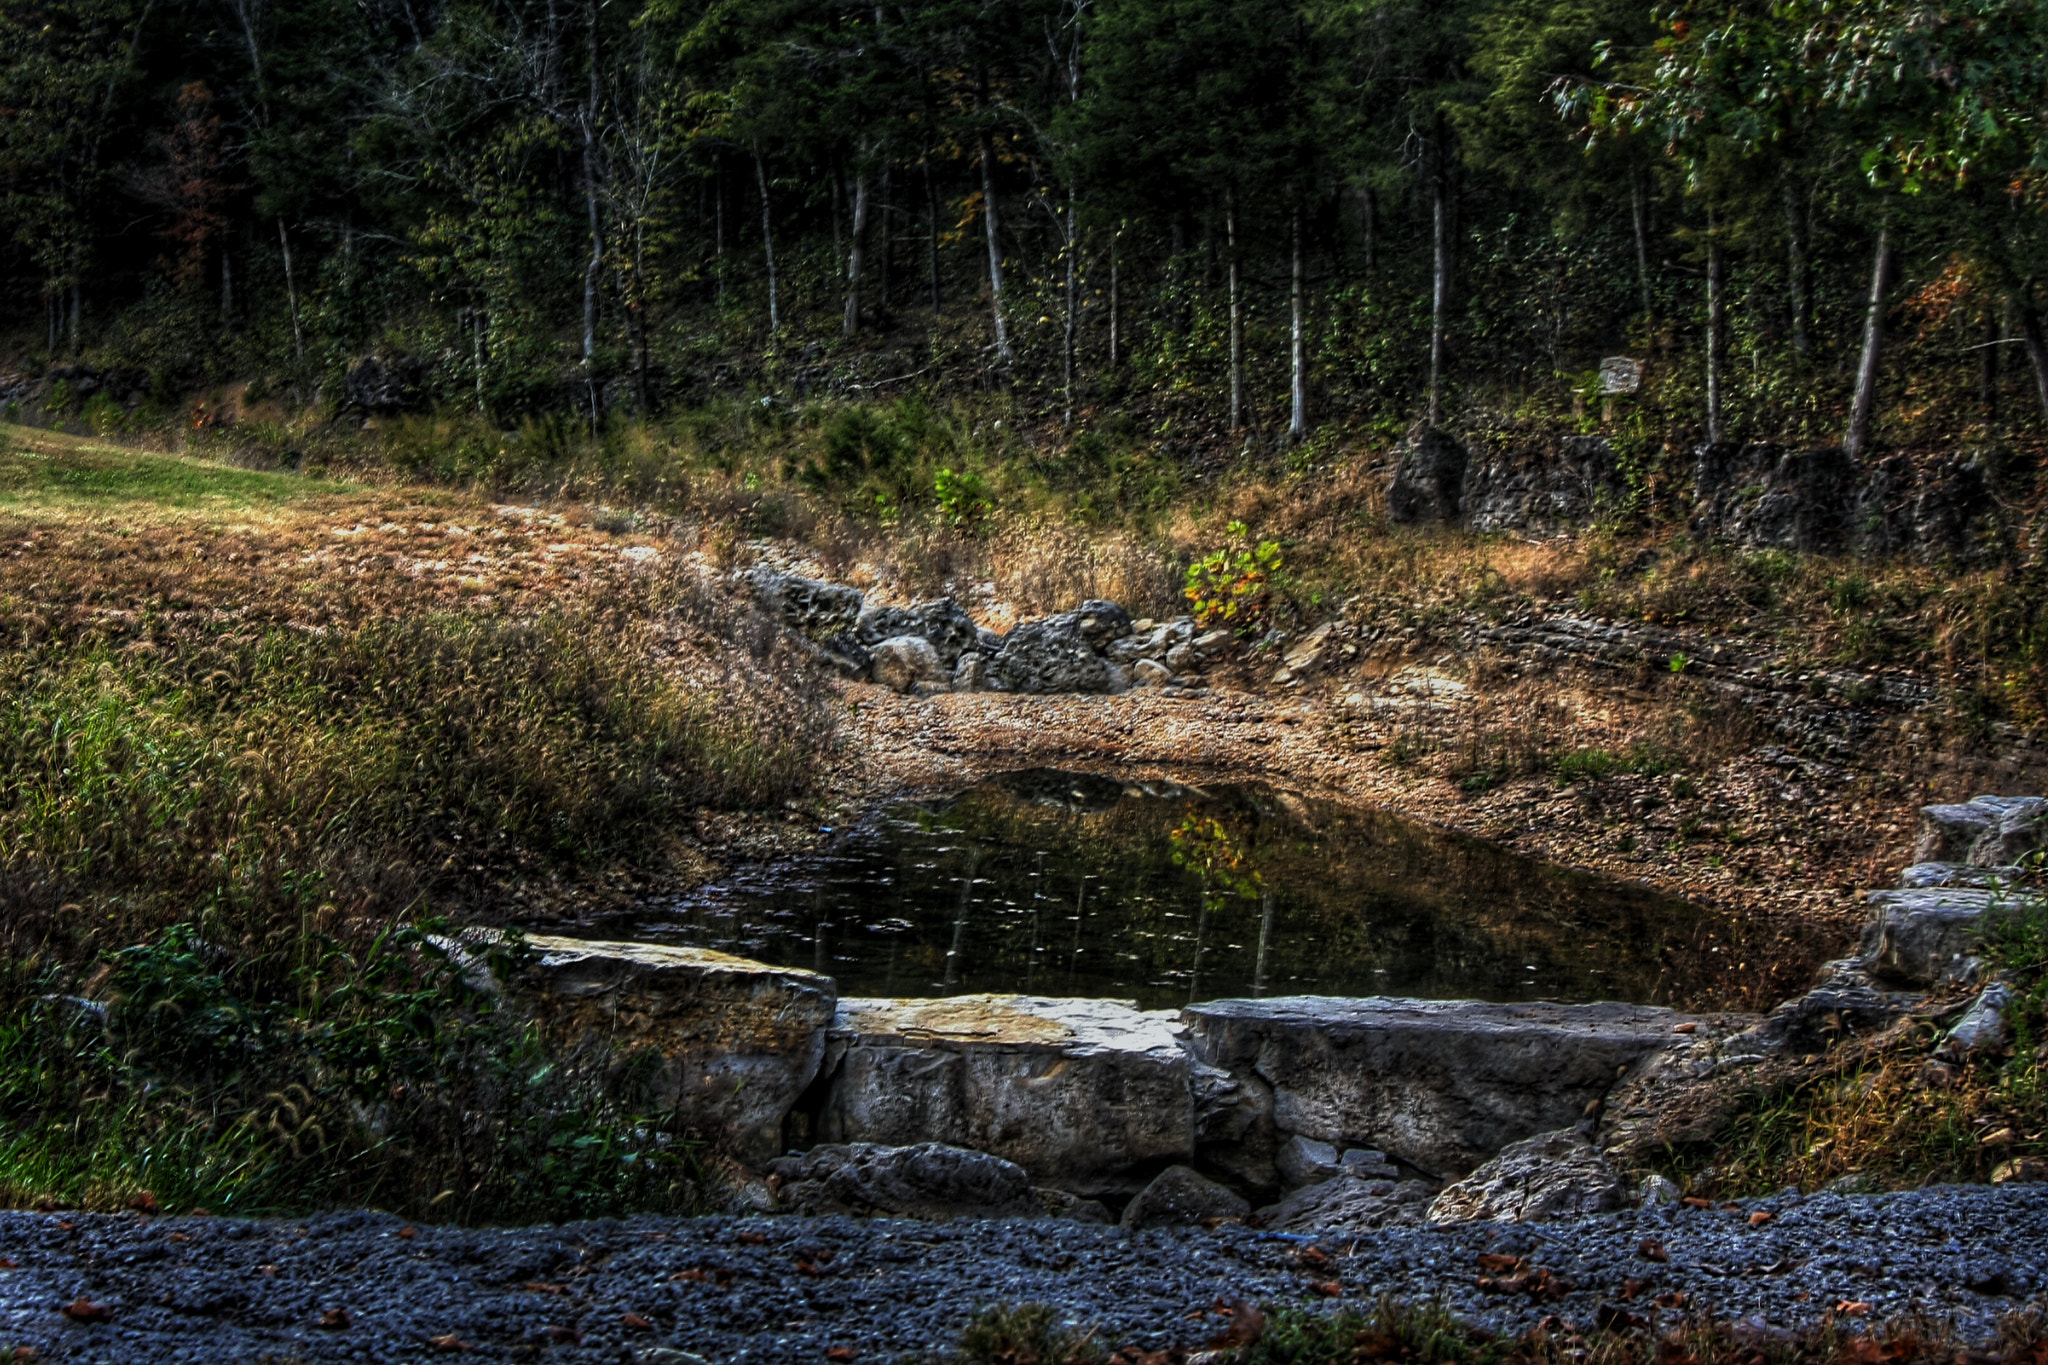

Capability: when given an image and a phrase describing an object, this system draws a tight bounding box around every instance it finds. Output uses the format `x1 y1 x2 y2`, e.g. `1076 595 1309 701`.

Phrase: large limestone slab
513 935 836 1165
1858 888 2025 987
818 994 1195 1194
1181 996 1703 1180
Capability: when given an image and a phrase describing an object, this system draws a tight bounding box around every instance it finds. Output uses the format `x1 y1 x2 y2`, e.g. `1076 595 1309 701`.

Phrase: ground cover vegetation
0 424 834 1219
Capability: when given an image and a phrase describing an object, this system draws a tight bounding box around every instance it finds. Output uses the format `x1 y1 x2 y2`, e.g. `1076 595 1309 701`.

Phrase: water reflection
602 768 1807 1011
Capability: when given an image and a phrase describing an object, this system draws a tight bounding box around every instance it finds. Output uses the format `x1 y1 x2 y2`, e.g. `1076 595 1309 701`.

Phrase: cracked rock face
1256 1173 1435 1233
1121 1165 1250 1229
1182 997 1711 1180
512 936 836 1165
766 1142 1039 1220
818 994 1196 1195
869 635 948 693
988 600 1135 694
744 564 865 640
855 599 983 668
1428 1128 1628 1225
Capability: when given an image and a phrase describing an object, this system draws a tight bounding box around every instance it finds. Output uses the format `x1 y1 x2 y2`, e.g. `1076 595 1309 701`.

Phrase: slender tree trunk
1705 206 1725 444
1108 224 1120 368
1361 185 1376 271
472 309 487 413
877 166 892 309
1427 121 1450 428
754 144 779 334
581 0 602 433
1784 181 1810 357
844 172 870 337
1227 199 1242 432
830 163 843 264
714 154 725 301
220 249 233 325
1631 168 1654 340
1062 187 1078 428
977 127 1012 366
923 154 941 312
69 270 81 353
631 226 651 410
276 218 304 368
2014 290 2048 428
1845 224 1892 459
1290 207 1307 442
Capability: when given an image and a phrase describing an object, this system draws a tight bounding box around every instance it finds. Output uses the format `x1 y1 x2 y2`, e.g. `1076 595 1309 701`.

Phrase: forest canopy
4 0 2047 451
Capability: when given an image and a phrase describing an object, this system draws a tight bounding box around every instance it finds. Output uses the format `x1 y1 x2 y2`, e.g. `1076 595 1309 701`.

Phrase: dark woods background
3 0 2047 457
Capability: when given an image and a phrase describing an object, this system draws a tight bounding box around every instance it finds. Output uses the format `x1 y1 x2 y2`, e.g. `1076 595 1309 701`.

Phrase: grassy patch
0 423 335 511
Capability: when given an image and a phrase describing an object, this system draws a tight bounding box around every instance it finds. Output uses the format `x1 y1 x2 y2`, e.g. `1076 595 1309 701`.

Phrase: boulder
1387 428 1468 524
1461 436 1625 533
1120 1165 1249 1230
1255 1175 1434 1233
855 598 982 668
1035 1187 1113 1223
1427 1128 1628 1225
743 564 864 639
1916 801 2002 863
818 994 1200 1195
1181 996 1708 1179
988 601 1134 694
816 631 873 679
1967 797 2048 867
1691 443 1857 552
343 355 424 414
952 652 991 692
1859 888 2017 987
1935 982 2014 1062
869 635 948 693
511 935 835 1165
1275 1135 1343 1189
1743 959 1918 1056
1164 644 1201 674
765 1142 1037 1220
1897 862 2021 890
1281 622 1338 678
1132 658 1172 687
1107 624 1175 664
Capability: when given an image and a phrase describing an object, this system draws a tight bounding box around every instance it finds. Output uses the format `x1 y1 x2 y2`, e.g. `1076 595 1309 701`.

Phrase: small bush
1185 520 1284 630
956 1303 1100 1365
1554 747 1618 784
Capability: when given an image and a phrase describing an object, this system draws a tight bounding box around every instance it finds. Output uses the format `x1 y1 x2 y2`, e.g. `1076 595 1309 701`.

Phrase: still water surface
605 769 1750 1011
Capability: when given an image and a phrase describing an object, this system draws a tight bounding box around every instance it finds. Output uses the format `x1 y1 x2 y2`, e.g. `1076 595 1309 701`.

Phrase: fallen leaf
1655 1291 1688 1309
521 1282 567 1295
426 1333 472 1352
1307 1280 1342 1298
1673 1022 1698 1034
0 1256 15 1267
166 1234 189 1244
1207 1302 1265 1350
318 1307 350 1330
1619 1277 1648 1301
1749 1210 1775 1227
1680 1197 1713 1211
623 1312 654 1331
12 1347 38 1362
1835 1301 1871 1317
1297 1246 1331 1270
258 1265 279 1278
397 1226 417 1241
1477 1252 1524 1274
60 1297 110 1324
542 1326 581 1345
797 1259 821 1277
737 1232 768 1245
127 1192 158 1214
827 1349 858 1362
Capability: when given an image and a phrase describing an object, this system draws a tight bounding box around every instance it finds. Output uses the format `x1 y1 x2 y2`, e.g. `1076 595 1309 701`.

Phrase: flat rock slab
1859 888 2037 987
1181 996 1706 1180
819 994 1194 1193
514 935 836 1165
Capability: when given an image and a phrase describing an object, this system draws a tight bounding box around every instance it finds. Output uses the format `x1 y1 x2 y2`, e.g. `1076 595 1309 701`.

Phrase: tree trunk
472 309 487 413
1361 185 1376 271
844 172 870 337
1631 167 1654 339
220 249 233 325
714 154 725 301
1784 180 1810 357
1705 207 1725 444
582 0 602 432
1981 308 2001 419
2011 289 2048 429
877 166 892 309
1062 186 1078 428
1290 207 1307 442
1845 224 1891 459
754 144 779 334
1227 200 1242 432
977 128 1012 366
277 217 304 368
1427 119 1450 428
1108 224 1120 369
924 154 941 312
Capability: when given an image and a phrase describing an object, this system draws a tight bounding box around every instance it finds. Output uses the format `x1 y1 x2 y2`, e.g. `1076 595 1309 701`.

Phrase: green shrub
1185 520 1284 629
1554 747 1617 784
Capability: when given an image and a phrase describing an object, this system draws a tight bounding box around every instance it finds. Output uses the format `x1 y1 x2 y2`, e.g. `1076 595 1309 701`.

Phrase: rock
1107 625 1174 664
1993 1157 2048 1184
45 362 102 396
1341 1148 1401 1177
1897 862 2022 890
1914 798 2014 865
1275 1136 1343 1189
1968 797 2048 867
343 355 423 413
1743 959 1919 1056
1860 888 2017 987
819 994 1198 1195
1281 623 1337 678
1935 982 2014 1062
1255 1174 1434 1233
952 652 991 692
1691 443 1857 552
1461 436 1625 533
989 604 1131 694
1638 1174 1681 1207
1164 644 1200 673
743 564 864 639
511 935 835 1165
1192 630 1231 657
816 631 873 679
855 599 982 668
1132 658 1172 687
869 635 948 693
1035 1187 1113 1223
766 1142 1037 1220
1120 1165 1249 1230
1427 1128 1629 1225
1182 997 1708 1180
1387 427 1468 524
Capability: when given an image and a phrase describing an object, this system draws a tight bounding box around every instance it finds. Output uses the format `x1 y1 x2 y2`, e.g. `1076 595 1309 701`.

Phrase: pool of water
597 769 1772 1011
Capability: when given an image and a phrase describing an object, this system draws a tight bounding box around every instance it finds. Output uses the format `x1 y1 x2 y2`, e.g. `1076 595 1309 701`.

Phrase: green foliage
0 922 713 1221
1554 747 1618 784
1184 521 1283 630
1169 811 1264 903
955 1303 1101 1365
935 466 993 527
0 428 322 510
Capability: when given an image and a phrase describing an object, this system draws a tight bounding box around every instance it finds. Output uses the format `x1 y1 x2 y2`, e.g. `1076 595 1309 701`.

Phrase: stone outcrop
764 1142 1039 1220
989 600 1135 695
868 635 949 694
1427 1128 1629 1225
743 564 865 643
1860 888 2006 988
343 355 424 413
856 599 982 668
1120 1165 1250 1230
1181 996 1711 1180
1387 427 1469 523
510 935 836 1165
817 994 1202 1195
1254 1174 1434 1233
1691 443 1860 552
1462 436 1626 534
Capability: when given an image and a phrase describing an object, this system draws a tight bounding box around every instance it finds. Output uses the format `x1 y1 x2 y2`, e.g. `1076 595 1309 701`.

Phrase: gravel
4 1186 2045 1363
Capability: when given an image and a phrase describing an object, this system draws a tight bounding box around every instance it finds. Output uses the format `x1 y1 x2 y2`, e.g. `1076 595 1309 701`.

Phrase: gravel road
3 1186 2045 1363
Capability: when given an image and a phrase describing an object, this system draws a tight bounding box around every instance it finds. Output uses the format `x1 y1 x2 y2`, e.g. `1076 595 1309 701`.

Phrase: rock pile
744 565 1230 695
